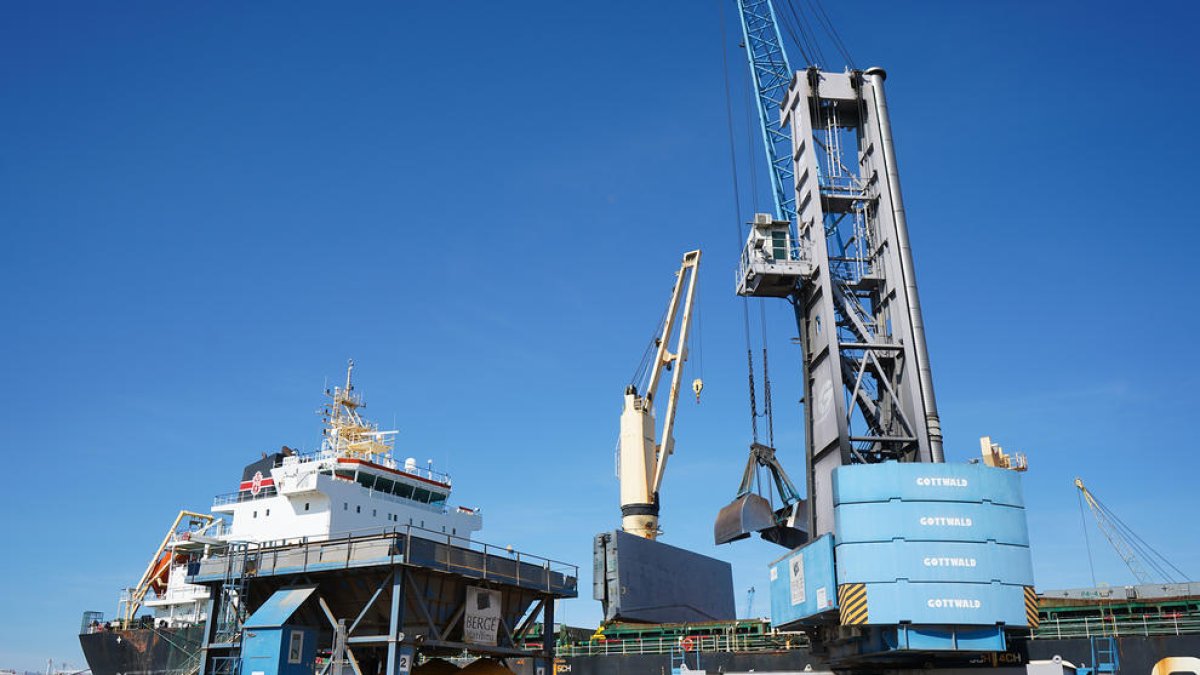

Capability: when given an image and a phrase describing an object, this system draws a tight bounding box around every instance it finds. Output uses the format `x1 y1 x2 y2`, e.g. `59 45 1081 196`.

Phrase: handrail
283 449 454 484
1030 611 1200 639
557 631 810 656
212 487 279 506
190 524 578 594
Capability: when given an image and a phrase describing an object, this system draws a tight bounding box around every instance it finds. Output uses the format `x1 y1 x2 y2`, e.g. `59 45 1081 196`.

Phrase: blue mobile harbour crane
713 0 1038 667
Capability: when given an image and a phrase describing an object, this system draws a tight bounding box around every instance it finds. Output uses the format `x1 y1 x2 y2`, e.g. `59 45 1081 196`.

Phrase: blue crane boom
735 0 795 223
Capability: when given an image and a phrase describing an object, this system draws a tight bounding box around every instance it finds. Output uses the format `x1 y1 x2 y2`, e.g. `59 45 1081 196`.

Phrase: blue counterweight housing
767 462 1038 656
832 462 1037 630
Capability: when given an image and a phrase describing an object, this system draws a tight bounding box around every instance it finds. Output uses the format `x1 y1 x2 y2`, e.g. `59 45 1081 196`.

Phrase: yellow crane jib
618 250 701 540
123 510 217 624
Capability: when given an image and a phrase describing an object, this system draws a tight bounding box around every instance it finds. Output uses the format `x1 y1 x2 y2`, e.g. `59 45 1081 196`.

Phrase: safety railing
212 487 278 506
735 230 813 297
190 524 578 595
559 631 810 656
283 449 454 485
1030 612 1200 639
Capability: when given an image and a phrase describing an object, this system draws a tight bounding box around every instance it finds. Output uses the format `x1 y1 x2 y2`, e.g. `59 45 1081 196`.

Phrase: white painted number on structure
397 654 411 675
789 554 805 606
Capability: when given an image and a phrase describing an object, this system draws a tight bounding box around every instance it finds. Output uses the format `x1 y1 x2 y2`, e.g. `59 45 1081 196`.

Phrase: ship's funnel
714 493 775 545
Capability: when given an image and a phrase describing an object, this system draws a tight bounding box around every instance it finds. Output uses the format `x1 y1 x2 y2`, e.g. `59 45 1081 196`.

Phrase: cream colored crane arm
124 510 216 623
618 250 701 540
650 250 701 496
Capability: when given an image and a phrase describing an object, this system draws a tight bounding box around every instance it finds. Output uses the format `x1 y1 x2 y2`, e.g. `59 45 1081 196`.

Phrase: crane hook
692 378 704 403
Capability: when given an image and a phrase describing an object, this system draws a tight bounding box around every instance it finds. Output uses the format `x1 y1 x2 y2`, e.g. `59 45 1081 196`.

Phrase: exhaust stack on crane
594 250 735 625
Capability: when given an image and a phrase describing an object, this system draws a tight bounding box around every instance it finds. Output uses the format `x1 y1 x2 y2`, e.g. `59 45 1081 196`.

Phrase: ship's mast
322 359 397 459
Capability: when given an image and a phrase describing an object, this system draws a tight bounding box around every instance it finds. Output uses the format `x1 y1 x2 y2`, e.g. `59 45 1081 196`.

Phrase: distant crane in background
1075 478 1187 585
745 586 756 618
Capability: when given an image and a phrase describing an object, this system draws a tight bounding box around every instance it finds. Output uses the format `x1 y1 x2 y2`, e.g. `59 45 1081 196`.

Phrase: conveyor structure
186 527 577 675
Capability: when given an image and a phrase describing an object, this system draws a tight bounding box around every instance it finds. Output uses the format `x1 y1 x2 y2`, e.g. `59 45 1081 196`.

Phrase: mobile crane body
720 2 1039 664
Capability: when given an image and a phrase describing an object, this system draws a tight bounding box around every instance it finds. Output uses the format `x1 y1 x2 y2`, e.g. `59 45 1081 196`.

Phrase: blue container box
827 462 1037 631
855 580 1030 626
835 540 1034 586
768 534 838 629
832 462 1026 508
835 500 1030 546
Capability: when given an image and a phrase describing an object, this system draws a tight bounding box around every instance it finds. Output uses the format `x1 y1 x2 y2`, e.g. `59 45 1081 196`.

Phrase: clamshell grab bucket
714 493 776 545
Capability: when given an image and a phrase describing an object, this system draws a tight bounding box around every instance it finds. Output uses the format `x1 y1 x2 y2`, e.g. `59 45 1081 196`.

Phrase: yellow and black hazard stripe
1024 586 1040 628
838 583 868 625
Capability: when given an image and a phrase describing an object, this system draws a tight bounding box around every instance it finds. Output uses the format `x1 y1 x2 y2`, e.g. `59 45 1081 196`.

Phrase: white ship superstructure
107 361 481 629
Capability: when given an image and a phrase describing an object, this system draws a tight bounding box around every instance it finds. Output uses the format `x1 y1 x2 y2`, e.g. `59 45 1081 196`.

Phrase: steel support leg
197 593 219 675
535 597 555 675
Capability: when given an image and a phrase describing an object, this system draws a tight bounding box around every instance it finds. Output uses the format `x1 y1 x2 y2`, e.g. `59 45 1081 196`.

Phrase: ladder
1091 636 1120 674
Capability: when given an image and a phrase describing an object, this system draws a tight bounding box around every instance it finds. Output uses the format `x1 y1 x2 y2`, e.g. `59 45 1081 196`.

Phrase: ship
78 361 483 675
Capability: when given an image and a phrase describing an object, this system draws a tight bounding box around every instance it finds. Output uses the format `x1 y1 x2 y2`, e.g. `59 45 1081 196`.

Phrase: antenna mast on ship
322 359 398 459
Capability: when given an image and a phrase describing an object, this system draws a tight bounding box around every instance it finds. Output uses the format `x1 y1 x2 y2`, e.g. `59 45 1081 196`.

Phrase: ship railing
286 449 454 484
193 524 578 595
212 487 278 506
79 611 106 635
144 584 212 603
1030 611 1200 639
557 631 811 656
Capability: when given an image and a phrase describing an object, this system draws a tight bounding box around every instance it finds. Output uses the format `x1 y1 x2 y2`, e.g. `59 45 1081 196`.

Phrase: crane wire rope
783 0 825 67
1092 493 1188 582
719 0 761 445
693 300 704 392
738 24 780 450
735 0 784 452
1077 487 1099 588
806 0 855 69
773 0 814 67
628 303 671 394
759 301 774 447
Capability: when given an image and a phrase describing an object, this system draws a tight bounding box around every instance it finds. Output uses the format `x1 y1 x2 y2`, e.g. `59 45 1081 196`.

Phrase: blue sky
2 1 1199 670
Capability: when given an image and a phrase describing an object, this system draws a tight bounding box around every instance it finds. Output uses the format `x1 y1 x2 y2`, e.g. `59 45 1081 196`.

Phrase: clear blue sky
2 1 1198 670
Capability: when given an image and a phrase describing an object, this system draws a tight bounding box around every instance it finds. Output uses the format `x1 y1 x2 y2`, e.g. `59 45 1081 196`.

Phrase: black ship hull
1024 635 1200 672
79 625 204 675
